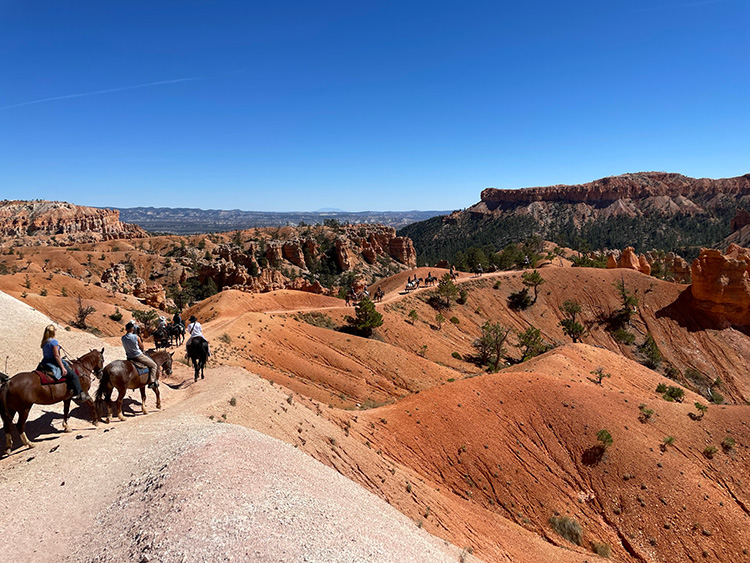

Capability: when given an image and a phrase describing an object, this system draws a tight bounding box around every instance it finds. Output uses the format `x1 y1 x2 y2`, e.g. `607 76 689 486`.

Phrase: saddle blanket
35 365 79 386
133 365 150 376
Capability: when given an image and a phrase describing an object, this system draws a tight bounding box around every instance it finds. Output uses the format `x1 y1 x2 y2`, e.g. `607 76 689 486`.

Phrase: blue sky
1 1 747 212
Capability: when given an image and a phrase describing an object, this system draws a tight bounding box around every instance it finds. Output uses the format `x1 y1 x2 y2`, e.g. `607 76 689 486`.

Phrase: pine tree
345 297 383 337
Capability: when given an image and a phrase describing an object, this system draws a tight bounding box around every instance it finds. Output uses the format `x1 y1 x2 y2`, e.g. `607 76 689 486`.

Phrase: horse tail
95 368 112 403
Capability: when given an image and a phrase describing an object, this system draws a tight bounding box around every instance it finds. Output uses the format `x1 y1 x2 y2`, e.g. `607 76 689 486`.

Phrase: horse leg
140 387 148 415
116 386 126 421
62 399 72 433
88 395 99 426
2 409 15 456
17 408 34 449
154 384 161 410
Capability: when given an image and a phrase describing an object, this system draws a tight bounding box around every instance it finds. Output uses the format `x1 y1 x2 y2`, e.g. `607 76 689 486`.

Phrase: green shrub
721 437 735 452
703 446 718 459
639 334 662 369
450 316 460 324
549 514 583 545
109 308 123 322
451 351 462 360
597 429 613 449
709 389 724 404
40 288 48 297
657 384 684 402
408 309 418 323
218 333 231 344
457 287 469 304
612 328 635 345
638 404 654 422
508 288 532 310
662 436 675 447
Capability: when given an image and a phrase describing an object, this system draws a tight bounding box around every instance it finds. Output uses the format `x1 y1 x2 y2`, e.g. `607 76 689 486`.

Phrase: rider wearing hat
186 315 210 357
122 321 159 388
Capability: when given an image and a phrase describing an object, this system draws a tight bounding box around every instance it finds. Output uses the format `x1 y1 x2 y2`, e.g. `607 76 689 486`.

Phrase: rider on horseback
122 321 159 388
40 325 90 403
186 315 210 359
172 310 184 327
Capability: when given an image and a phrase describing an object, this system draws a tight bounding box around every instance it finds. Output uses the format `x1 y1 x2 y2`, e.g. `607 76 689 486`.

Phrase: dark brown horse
1 349 104 456
95 350 173 423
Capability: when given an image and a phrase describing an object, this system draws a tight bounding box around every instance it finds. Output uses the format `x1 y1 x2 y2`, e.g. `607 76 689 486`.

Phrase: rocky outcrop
607 247 690 282
0 200 146 241
690 244 750 326
100 263 134 293
282 241 307 269
133 279 170 310
479 172 750 207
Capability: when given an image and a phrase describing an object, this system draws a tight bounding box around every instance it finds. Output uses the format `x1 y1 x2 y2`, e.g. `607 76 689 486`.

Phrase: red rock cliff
480 172 750 206
0 200 146 241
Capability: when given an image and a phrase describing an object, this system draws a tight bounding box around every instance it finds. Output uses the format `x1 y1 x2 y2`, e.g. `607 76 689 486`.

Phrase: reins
59 346 103 380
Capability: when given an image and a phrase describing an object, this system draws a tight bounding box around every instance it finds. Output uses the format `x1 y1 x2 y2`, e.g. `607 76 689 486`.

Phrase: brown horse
96 350 173 423
1 349 104 456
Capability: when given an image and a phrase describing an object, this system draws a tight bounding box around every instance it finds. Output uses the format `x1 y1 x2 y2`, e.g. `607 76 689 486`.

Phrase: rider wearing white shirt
186 315 210 357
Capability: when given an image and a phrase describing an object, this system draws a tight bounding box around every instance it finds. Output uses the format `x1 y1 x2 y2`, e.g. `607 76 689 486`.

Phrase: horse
95 350 173 423
424 274 437 287
1 349 104 456
374 287 385 303
153 326 170 350
187 337 209 382
168 322 185 346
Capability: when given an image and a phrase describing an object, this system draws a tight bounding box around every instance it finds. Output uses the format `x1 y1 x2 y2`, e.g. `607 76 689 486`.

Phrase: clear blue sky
1 1 747 211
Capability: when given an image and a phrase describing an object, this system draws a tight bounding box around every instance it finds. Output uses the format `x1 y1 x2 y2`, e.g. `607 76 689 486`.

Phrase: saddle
34 362 79 385
128 361 150 376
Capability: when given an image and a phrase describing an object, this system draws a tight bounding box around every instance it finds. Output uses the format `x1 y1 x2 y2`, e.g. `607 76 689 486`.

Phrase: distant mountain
399 172 750 265
115 207 449 235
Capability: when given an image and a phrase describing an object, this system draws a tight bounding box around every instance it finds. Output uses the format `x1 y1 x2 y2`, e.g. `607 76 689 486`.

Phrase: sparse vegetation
638 404 654 423
109 307 123 322
73 296 96 329
693 402 708 419
591 367 611 385
613 276 639 327
435 312 445 329
721 437 735 453
656 383 685 402
473 321 511 371
297 311 337 330
559 300 586 342
508 287 532 310
597 429 613 449
451 351 462 360
521 270 545 304
612 328 635 345
662 436 675 450
132 309 159 335
591 541 611 558
639 334 662 370
218 333 232 344
517 326 550 361
408 309 418 324
703 446 718 459
344 297 383 337
549 514 583 545
437 273 459 307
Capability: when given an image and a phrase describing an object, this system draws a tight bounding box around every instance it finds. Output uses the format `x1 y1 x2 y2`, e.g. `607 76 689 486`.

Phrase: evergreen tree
345 297 383 337
522 270 545 304
437 273 459 307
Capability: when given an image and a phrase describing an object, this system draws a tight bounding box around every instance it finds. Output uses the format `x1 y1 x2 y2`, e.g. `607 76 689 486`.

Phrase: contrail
0 76 203 110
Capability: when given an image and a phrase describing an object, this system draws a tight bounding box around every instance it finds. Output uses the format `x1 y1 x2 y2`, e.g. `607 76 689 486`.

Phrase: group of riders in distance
0 311 212 457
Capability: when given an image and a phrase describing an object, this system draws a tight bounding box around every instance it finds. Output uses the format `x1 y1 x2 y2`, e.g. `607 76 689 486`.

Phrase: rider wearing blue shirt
40 325 90 402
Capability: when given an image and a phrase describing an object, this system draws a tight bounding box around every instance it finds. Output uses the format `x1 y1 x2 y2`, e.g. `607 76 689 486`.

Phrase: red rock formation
265 243 283 267
638 255 651 276
388 237 417 267
0 200 145 241
133 279 169 310
479 172 750 206
282 241 307 269
690 244 750 326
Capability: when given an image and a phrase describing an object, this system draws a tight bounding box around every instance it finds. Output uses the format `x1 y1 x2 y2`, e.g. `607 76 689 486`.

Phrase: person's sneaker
72 391 91 403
